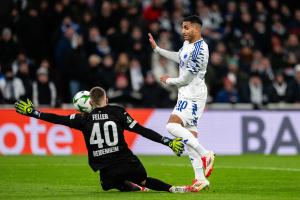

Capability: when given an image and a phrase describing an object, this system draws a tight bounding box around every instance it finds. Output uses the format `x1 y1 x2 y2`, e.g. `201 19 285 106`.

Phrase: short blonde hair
90 87 106 105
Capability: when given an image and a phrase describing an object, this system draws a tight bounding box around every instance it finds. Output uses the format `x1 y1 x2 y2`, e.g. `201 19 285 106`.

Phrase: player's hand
160 75 170 84
148 33 157 49
15 99 37 117
168 137 185 157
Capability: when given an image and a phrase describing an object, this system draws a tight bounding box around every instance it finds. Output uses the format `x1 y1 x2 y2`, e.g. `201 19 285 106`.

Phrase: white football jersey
175 39 209 100
154 38 209 100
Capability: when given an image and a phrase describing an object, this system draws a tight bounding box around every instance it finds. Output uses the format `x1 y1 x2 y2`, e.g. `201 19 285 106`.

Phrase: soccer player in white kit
148 15 215 191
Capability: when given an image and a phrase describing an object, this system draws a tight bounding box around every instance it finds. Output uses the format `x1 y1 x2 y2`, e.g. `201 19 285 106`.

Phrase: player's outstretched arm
148 33 180 63
15 99 83 130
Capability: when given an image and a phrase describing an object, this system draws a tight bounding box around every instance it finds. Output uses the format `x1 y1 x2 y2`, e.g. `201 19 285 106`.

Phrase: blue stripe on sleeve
187 40 204 74
192 40 203 60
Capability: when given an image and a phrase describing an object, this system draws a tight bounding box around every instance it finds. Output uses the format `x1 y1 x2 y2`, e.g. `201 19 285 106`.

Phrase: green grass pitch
0 155 299 200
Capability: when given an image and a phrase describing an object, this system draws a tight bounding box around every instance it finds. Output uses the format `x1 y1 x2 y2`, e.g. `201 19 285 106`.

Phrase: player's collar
93 105 109 110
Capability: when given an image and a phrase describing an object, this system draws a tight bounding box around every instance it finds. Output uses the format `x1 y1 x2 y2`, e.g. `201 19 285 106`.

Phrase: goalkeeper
15 86 191 193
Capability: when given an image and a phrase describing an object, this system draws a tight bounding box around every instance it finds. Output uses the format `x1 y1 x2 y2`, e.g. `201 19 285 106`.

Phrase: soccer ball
72 91 93 113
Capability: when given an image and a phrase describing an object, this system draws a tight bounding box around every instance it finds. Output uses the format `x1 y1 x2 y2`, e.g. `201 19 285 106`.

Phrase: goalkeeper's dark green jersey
36 105 170 171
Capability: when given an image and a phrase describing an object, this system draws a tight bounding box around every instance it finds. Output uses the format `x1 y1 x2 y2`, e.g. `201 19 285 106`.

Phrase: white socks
186 145 206 181
166 122 208 181
166 123 208 156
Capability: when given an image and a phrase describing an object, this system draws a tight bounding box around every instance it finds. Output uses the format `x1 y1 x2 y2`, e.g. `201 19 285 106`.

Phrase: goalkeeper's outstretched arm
131 123 172 145
120 107 184 156
130 123 184 157
37 112 84 130
15 99 83 130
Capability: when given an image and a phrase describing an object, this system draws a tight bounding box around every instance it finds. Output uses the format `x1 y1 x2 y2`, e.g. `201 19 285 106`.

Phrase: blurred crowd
0 0 299 108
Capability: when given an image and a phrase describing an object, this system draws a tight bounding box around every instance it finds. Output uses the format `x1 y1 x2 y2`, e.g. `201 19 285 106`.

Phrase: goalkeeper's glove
162 137 185 157
15 99 40 118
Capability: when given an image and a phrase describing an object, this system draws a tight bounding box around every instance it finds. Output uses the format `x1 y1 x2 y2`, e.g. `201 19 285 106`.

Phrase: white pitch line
217 166 300 172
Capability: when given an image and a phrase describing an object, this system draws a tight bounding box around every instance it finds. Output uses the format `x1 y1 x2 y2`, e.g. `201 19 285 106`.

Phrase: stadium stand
0 0 299 108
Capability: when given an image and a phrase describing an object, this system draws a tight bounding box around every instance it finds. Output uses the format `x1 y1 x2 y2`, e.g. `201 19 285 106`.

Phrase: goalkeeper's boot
201 151 215 178
169 186 193 193
191 179 209 192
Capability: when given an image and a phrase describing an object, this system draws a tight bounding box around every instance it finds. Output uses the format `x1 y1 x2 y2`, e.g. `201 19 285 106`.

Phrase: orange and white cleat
191 179 209 192
201 151 215 178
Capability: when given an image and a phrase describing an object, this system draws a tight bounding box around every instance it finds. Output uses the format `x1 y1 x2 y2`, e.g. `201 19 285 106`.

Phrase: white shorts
172 97 206 132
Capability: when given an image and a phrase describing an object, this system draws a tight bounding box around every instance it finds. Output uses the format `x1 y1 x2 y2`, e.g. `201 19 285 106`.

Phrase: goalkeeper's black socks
144 177 172 192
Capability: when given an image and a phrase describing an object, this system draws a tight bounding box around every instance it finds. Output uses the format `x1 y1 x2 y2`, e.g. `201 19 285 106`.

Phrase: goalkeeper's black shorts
99 156 147 191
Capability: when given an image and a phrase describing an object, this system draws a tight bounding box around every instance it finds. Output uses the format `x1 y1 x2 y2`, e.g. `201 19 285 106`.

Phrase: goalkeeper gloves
162 137 185 157
15 99 40 118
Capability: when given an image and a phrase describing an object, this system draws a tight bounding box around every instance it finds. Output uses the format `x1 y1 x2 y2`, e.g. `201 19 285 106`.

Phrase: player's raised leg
165 115 209 190
166 114 208 157
166 114 215 180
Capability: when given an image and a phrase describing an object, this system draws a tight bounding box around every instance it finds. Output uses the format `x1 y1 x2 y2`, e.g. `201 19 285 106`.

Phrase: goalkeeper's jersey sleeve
38 112 86 130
